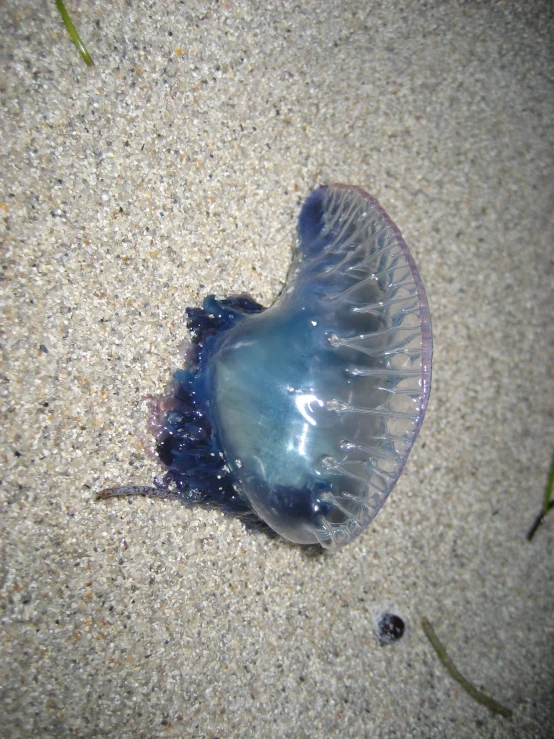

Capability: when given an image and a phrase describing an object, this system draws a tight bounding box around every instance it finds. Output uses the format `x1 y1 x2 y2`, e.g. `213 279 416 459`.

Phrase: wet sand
1 1 553 736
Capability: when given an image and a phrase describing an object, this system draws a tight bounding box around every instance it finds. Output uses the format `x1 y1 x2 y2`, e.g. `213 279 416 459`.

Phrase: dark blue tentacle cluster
186 294 265 347
156 294 267 523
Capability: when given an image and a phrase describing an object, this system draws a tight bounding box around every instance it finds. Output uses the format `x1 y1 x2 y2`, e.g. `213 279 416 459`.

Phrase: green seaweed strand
55 0 94 66
421 617 512 719
527 449 554 541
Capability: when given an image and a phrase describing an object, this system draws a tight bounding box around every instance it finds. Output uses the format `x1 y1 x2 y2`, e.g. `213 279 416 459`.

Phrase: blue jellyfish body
110 185 432 549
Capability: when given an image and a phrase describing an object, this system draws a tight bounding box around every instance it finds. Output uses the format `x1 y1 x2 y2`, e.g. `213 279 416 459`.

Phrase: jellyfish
102 184 432 549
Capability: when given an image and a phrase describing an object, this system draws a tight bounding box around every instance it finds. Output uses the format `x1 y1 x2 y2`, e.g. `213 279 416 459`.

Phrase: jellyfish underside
109 185 432 549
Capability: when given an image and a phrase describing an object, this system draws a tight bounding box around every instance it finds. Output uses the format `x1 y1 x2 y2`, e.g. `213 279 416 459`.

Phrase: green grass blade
55 0 94 66
527 449 554 540
542 449 554 516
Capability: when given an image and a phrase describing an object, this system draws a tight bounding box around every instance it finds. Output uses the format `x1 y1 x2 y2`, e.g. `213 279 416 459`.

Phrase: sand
1 1 553 737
